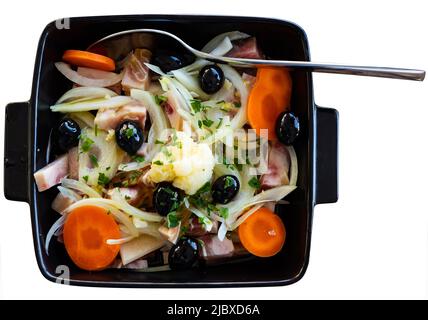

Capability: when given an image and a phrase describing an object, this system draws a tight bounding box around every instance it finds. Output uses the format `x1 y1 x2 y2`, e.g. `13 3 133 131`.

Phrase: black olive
168 237 200 270
152 52 195 73
115 120 144 155
276 112 300 145
199 64 225 94
211 175 240 205
153 182 183 216
56 118 81 152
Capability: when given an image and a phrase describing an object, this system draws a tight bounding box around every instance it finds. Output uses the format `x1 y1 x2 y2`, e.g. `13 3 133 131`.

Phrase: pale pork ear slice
34 154 69 192
121 49 152 93
94 102 147 131
120 234 165 265
260 142 291 190
198 235 235 260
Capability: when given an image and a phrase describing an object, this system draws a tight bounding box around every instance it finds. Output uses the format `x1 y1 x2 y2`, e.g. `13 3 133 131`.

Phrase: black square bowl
4 15 338 287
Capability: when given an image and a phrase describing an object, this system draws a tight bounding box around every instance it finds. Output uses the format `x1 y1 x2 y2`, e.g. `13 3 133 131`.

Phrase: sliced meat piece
187 216 219 237
94 102 147 131
199 235 234 260
68 147 79 180
225 37 263 59
260 142 290 189
120 234 165 265
34 154 68 192
121 49 152 93
107 186 145 207
51 192 75 214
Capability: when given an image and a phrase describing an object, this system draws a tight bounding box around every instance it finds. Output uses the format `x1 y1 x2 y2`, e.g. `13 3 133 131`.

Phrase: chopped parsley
167 212 179 228
82 175 89 183
198 120 203 129
248 176 261 189
153 160 164 166
97 172 110 186
89 154 98 167
155 139 165 145
219 207 229 219
233 101 241 108
132 155 145 163
202 118 214 128
124 127 134 139
124 195 131 201
190 99 210 113
216 117 224 129
79 135 94 153
224 176 235 188
94 124 98 136
216 100 225 105
106 166 111 171
154 95 168 105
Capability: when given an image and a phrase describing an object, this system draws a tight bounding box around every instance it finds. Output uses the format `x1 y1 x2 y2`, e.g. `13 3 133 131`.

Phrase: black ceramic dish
4 15 338 287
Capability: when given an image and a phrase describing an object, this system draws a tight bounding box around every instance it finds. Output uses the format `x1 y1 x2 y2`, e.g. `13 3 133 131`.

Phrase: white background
0 0 427 300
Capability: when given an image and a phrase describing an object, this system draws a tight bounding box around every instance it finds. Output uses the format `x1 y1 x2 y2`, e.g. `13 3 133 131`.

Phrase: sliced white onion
170 69 209 99
287 146 298 186
106 236 135 245
64 197 162 222
201 31 250 53
118 161 150 172
110 188 163 222
55 62 124 87
219 65 249 130
144 62 167 76
45 215 67 254
69 112 95 128
57 186 82 202
209 36 233 56
56 87 118 104
60 178 101 198
217 222 228 241
229 204 263 230
50 95 133 113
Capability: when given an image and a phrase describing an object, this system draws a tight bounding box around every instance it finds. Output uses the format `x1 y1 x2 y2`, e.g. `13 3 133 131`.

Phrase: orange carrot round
238 207 286 257
63 205 120 271
62 50 116 72
247 67 292 140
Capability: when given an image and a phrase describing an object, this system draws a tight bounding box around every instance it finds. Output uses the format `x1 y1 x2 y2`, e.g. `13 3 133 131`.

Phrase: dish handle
315 105 339 205
4 101 30 202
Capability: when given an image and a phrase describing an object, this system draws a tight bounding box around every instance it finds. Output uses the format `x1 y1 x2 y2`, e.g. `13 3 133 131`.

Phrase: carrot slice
247 67 292 140
63 205 120 271
238 207 286 257
62 50 116 72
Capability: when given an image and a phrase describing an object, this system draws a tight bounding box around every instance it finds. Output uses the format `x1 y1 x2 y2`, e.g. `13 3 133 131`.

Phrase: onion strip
60 178 102 198
51 95 133 113
45 215 67 254
287 146 298 186
55 62 124 87
56 87 118 104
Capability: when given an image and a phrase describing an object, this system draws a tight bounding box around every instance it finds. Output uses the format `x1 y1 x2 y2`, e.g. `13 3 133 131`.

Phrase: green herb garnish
248 177 261 189
132 155 145 163
224 176 235 188
167 212 179 228
219 207 229 219
202 118 214 128
89 154 99 167
97 172 110 186
82 175 89 183
124 127 134 139
234 101 241 108
79 135 94 153
153 160 164 166
154 95 168 105
94 124 98 136
155 139 166 145
216 117 224 129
